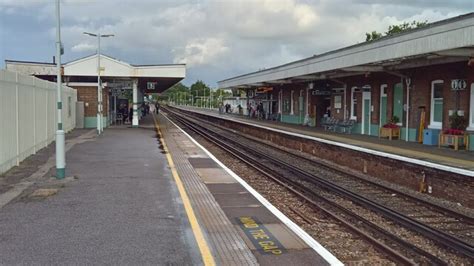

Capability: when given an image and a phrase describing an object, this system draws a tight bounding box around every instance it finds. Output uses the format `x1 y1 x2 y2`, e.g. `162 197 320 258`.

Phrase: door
430 80 444 128
380 84 388 126
299 90 304 123
75 101 85 129
362 91 371 135
393 83 403 125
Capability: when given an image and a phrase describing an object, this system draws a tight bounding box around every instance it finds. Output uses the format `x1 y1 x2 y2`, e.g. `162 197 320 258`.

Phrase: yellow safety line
153 114 215 266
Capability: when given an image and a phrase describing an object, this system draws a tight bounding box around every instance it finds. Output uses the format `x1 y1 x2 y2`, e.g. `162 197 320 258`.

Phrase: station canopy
5 54 186 93
218 13 474 89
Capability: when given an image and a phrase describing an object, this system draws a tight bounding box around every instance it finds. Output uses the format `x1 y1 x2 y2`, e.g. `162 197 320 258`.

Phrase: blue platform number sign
147 82 157 90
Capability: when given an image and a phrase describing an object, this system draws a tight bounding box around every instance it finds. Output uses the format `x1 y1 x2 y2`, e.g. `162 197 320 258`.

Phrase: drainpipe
405 78 411 142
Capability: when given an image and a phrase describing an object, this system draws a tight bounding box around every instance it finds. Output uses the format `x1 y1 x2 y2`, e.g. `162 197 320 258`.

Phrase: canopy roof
218 12 474 89
5 54 186 92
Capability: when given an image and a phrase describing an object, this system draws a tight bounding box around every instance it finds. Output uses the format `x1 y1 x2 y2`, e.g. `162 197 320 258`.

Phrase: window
334 95 342 109
469 83 474 130
350 87 357 119
430 80 444 129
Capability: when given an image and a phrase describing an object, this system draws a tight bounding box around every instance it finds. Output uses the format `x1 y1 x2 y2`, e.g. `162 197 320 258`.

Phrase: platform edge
162 113 344 266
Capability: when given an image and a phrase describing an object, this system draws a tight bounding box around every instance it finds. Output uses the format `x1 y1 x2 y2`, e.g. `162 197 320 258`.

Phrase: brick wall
408 62 473 129
73 86 109 117
253 61 473 131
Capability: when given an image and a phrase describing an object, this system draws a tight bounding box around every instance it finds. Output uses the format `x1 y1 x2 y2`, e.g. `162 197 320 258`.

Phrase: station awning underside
218 13 474 89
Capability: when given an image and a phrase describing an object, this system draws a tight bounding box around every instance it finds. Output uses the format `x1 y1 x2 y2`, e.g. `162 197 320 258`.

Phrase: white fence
0 69 77 174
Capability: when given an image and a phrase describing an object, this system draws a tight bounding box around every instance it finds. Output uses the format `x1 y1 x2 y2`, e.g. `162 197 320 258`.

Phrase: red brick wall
72 86 109 117
408 62 473 129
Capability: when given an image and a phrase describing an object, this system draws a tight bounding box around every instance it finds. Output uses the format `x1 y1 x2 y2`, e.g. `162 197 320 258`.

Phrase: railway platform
176 106 474 172
0 114 340 265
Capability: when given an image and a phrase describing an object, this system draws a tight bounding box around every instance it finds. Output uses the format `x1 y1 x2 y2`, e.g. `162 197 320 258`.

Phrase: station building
5 54 185 128
218 13 474 151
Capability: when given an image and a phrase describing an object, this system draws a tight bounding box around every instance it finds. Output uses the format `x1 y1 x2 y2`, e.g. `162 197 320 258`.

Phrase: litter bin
423 129 440 145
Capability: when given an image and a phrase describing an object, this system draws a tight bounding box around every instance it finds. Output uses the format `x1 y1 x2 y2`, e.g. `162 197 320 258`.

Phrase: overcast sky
0 0 473 87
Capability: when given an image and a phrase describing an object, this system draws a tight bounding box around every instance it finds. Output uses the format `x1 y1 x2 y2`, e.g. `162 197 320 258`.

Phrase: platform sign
108 81 132 90
312 89 331 96
147 82 157 90
451 79 467 91
236 216 286 255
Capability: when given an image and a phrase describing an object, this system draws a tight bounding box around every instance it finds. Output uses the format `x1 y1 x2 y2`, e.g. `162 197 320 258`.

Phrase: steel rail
180 108 474 224
164 109 449 265
170 107 474 254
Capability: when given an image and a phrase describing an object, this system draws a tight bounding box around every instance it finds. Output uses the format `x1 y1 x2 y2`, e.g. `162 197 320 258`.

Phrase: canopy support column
132 78 139 127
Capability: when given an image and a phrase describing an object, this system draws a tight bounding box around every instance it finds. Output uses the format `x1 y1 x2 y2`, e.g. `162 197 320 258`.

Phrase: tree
190 80 212 107
162 82 190 104
365 20 428 42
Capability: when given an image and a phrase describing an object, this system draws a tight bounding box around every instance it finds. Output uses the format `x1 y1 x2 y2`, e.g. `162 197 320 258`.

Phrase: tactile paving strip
159 116 258 266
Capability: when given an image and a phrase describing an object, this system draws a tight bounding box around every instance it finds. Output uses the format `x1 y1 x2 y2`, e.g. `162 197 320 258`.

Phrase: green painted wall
84 116 109 129
370 124 379 137
469 134 474 151
281 114 302 125
353 123 362 134
400 128 418 142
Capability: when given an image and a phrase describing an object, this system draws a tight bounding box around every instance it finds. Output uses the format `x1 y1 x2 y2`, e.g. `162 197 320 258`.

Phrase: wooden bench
438 133 469 151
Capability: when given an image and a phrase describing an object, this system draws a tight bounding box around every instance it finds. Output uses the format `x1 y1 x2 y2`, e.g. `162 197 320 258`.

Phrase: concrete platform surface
0 116 202 265
0 114 341 265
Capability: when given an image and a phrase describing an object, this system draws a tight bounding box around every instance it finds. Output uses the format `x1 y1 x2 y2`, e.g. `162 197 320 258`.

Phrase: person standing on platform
150 103 155 114
155 102 160 114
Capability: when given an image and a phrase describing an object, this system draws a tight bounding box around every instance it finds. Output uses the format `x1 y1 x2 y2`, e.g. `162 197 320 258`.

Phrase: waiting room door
299 91 304 124
362 91 371 135
393 83 403 124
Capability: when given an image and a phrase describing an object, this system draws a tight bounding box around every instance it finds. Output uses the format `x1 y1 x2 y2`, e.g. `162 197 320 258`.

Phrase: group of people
218 101 266 119
247 102 265 120
117 102 160 125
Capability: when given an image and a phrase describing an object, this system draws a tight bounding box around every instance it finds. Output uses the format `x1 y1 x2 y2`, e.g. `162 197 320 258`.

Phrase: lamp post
55 0 65 179
83 31 114 135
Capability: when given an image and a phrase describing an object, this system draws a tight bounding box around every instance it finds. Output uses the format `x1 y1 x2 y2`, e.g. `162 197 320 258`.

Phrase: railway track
163 107 474 264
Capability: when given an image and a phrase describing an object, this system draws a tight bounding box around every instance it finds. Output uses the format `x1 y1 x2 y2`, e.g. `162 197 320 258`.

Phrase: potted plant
439 113 468 150
379 116 401 140
382 116 400 129
444 113 467 135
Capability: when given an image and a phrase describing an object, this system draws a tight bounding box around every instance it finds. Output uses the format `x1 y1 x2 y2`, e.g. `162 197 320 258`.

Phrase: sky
0 0 473 87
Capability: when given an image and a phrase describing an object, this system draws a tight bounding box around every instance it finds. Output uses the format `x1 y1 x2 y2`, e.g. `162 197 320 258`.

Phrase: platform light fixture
83 31 114 135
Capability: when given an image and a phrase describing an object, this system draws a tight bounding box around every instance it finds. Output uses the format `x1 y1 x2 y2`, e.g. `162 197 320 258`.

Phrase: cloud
71 42 95 52
1 0 472 87
173 38 229 67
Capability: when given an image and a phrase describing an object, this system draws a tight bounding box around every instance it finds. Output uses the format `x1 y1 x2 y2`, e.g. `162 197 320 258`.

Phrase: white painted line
178 107 474 177
162 113 344 266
